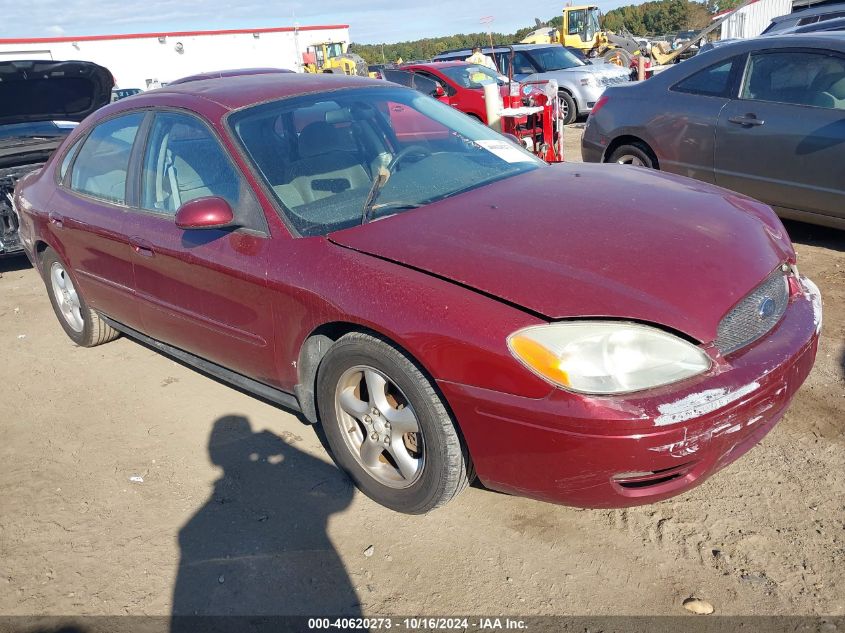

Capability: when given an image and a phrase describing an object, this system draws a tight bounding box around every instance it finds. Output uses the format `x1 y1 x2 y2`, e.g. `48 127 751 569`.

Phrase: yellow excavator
302 41 368 76
520 6 643 66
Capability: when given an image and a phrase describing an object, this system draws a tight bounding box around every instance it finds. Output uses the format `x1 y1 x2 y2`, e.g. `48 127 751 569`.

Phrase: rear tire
316 332 472 514
41 247 119 347
607 142 656 168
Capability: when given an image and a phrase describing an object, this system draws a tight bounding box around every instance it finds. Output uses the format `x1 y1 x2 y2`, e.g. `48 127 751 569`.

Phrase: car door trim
135 289 269 346
100 315 301 411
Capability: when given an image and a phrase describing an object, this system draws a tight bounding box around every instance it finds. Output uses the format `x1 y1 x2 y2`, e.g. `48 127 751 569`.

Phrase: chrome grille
715 269 789 356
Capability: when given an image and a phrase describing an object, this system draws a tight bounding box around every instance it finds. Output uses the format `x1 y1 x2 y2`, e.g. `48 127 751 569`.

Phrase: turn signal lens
508 322 711 395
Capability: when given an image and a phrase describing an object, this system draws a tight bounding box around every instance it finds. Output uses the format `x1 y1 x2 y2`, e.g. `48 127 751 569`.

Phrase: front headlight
507 322 711 395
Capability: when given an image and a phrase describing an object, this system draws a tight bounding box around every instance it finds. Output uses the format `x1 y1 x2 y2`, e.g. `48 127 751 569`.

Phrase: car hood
0 60 113 125
329 163 794 344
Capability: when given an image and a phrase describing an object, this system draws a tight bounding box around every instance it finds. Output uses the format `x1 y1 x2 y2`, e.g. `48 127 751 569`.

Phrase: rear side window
70 113 144 204
741 51 845 110
59 136 84 183
673 59 736 97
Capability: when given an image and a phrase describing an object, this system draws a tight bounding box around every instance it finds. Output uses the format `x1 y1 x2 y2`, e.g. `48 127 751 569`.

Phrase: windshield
0 120 75 140
528 46 585 71
230 86 543 237
439 65 503 88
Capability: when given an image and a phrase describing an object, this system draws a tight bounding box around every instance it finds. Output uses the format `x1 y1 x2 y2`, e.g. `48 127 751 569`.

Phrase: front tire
607 142 656 168
41 247 119 347
316 332 472 514
558 91 577 125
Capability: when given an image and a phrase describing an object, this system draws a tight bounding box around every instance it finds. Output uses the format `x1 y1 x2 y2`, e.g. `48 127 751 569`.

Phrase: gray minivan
582 34 845 230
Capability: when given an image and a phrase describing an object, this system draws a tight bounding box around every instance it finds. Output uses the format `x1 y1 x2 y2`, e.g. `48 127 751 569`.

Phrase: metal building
718 0 794 38
0 24 350 89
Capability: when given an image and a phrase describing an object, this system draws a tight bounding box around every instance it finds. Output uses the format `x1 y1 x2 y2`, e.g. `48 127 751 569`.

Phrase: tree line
349 0 737 64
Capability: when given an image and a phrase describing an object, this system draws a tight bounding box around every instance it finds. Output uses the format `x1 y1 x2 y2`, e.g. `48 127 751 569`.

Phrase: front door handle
129 237 155 257
48 211 64 229
728 114 765 127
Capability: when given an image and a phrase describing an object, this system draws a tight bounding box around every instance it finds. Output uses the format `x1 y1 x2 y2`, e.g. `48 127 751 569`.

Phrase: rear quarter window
671 58 737 97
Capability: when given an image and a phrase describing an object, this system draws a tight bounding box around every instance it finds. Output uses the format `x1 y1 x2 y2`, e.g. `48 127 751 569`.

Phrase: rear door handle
728 114 765 127
48 211 64 229
129 236 155 257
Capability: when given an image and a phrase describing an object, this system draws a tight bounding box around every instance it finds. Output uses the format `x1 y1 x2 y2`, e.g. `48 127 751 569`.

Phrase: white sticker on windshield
475 140 534 163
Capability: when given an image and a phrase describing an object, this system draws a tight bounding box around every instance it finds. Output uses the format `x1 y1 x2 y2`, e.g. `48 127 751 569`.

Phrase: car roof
770 2 845 23
404 61 475 69
436 43 556 56
706 31 845 52
135 72 387 111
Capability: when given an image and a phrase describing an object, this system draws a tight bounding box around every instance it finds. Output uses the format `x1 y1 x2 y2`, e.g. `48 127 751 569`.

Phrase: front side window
673 59 736 97
741 51 845 110
70 113 144 204
230 86 544 237
140 112 244 214
568 9 586 35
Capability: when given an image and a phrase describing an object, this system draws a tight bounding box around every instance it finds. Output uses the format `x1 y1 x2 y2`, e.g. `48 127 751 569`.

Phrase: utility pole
480 15 495 53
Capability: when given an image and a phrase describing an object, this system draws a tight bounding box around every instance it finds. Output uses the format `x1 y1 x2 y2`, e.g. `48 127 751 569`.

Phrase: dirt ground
1 128 843 620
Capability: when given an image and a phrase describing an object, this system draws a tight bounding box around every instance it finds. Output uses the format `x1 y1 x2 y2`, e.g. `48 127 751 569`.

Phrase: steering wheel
388 144 432 172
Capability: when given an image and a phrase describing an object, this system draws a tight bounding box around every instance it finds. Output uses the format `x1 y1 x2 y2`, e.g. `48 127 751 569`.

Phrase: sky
0 0 632 44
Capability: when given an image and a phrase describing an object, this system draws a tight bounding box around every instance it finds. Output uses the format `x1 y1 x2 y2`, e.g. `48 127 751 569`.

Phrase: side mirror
175 196 235 230
434 85 446 98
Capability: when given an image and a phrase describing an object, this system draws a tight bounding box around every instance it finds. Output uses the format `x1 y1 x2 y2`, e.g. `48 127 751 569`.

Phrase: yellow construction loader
302 41 368 77
520 6 642 66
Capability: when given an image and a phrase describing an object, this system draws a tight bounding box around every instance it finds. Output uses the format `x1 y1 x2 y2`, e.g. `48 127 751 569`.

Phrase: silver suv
433 44 631 124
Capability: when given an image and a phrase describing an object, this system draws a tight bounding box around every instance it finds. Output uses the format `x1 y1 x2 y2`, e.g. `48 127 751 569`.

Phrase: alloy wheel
50 262 84 333
615 154 645 166
334 365 424 489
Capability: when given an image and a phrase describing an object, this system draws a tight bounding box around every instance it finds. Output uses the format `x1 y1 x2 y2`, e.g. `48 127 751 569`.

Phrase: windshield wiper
361 166 390 225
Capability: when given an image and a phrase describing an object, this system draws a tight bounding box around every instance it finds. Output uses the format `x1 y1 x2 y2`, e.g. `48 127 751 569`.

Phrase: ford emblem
758 297 776 320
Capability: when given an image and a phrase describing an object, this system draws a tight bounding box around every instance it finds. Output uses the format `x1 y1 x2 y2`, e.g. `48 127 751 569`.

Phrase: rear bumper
439 282 820 508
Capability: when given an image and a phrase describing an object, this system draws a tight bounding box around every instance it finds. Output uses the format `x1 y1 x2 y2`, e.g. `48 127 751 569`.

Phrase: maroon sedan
15 73 821 514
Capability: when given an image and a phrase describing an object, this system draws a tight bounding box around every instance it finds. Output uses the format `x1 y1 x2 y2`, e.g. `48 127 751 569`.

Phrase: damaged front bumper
438 277 821 508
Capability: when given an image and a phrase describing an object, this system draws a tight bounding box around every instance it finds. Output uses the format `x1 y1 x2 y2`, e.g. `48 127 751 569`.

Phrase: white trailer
0 24 350 89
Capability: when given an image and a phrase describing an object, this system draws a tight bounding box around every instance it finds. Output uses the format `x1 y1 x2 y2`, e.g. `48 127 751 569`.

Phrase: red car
15 73 821 514
401 61 509 124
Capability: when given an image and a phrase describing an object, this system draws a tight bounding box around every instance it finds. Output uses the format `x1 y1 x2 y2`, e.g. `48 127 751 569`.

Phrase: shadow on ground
171 415 360 628
783 220 843 252
840 347 845 382
0 255 32 274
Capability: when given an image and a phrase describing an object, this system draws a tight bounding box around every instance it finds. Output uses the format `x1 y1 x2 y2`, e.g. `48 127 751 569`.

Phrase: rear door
715 49 845 221
655 56 742 183
126 110 277 383
51 111 146 328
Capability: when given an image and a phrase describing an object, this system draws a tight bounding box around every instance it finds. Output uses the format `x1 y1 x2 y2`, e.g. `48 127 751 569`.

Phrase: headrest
298 121 355 158
826 76 845 100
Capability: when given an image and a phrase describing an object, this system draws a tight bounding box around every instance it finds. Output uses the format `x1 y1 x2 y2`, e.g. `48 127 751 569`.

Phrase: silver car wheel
558 96 569 120
50 262 84 333
615 154 645 166
334 365 424 489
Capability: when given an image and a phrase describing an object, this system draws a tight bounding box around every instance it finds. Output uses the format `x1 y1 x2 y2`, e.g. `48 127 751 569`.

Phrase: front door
127 110 277 384
715 49 845 222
